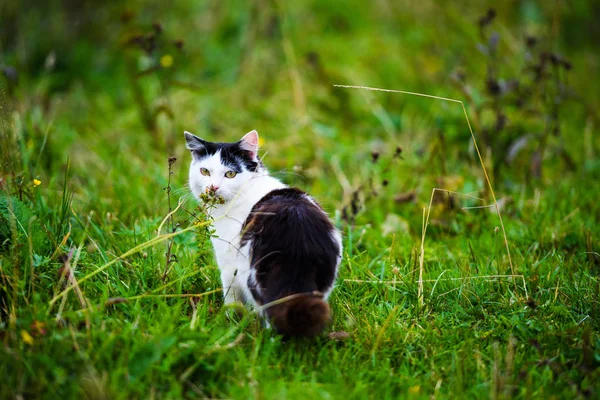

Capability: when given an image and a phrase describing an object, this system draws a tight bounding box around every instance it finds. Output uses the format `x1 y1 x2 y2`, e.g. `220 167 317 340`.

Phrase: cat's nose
208 184 219 192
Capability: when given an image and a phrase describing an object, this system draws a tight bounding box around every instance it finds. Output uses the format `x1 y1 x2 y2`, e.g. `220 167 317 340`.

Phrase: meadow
1 1 599 398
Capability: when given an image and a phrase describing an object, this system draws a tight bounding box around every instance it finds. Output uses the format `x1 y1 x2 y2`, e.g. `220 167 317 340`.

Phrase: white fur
189 152 286 304
187 136 343 307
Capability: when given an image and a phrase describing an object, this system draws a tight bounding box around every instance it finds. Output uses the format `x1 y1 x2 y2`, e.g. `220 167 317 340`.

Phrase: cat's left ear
184 131 206 152
239 130 259 160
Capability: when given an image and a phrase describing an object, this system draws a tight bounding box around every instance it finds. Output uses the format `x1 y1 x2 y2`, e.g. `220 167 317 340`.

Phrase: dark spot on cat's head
184 131 261 172
219 143 259 172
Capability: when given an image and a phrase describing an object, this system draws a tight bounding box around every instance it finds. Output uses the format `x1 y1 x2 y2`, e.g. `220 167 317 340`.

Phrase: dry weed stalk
344 274 528 299
257 290 324 312
334 84 522 305
48 220 212 307
126 289 222 301
161 156 179 281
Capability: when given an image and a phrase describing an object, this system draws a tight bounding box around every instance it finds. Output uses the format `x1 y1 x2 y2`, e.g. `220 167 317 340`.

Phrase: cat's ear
239 130 259 159
184 131 206 152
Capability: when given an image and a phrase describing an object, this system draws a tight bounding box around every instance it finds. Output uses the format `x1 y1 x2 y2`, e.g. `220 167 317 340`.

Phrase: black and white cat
184 130 342 336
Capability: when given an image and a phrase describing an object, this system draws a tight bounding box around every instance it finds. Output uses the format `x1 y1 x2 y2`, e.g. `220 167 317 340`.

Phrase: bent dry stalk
333 84 520 305
48 220 212 308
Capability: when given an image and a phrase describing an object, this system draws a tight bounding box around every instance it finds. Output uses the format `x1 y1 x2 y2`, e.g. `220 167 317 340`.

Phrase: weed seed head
200 189 225 206
526 36 537 48
152 21 163 35
395 146 403 158
120 10 134 23
478 8 496 28
371 151 380 163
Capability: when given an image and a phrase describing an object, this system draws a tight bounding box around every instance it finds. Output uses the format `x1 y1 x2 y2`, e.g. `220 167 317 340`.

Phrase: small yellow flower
21 330 34 345
33 179 41 187
160 54 174 68
258 136 265 147
408 385 420 394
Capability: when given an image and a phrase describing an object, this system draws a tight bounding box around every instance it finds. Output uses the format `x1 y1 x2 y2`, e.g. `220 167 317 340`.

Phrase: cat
184 130 342 337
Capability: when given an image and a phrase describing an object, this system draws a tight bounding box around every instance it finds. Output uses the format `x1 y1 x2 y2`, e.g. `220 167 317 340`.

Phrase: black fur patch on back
191 140 259 172
241 188 340 306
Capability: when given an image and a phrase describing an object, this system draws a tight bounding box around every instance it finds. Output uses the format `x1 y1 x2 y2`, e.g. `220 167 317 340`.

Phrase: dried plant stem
149 268 205 294
48 221 210 307
343 274 528 299
127 289 222 301
51 211 95 320
162 157 178 281
156 197 184 239
334 84 518 296
189 298 199 330
257 290 324 312
372 306 399 355
56 246 88 315
49 179 255 309
206 333 245 355
420 187 478 306
419 207 426 306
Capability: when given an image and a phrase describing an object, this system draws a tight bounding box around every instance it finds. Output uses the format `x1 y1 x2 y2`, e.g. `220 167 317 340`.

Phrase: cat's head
184 130 263 203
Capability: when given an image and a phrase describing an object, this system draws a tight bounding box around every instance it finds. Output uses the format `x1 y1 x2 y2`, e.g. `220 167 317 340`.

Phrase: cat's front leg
220 267 249 321
220 267 245 305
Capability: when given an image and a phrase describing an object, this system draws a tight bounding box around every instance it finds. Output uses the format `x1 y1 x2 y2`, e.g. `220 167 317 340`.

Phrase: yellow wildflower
21 330 34 345
408 386 420 394
160 54 174 68
33 179 41 187
258 136 265 147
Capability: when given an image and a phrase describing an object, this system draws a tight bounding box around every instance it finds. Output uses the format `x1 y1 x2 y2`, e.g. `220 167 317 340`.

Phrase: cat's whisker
177 193 197 207
272 169 307 181
171 187 191 197
154 186 192 217
221 214 246 227
210 237 248 259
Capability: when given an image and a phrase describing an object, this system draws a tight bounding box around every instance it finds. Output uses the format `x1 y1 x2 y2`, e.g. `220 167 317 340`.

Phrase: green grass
1 1 599 398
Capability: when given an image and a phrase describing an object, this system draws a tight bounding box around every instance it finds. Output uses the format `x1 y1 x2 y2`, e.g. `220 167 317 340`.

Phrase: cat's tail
266 295 331 337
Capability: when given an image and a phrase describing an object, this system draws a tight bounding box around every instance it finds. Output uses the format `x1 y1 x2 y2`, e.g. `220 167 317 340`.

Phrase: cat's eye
200 168 210 176
225 170 237 179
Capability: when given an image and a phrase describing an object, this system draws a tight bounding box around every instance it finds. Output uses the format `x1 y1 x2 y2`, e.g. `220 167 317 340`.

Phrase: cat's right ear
184 131 206 152
239 130 259 160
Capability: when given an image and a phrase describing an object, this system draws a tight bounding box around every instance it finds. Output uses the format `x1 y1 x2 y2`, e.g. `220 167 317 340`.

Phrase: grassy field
1 1 599 398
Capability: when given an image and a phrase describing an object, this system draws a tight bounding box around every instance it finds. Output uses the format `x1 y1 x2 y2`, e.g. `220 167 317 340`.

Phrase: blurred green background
2 0 598 220
1 1 599 398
